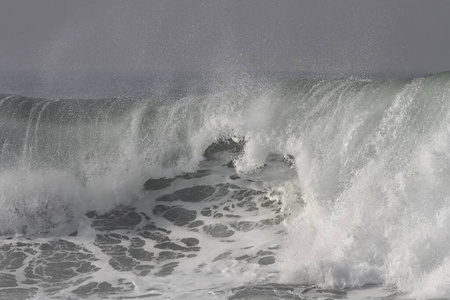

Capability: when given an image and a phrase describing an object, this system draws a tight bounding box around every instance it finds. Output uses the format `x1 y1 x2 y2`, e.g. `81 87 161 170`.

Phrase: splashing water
1 72 450 298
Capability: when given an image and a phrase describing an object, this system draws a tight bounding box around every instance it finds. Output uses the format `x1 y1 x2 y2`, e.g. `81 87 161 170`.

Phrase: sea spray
278 73 450 296
1 73 450 297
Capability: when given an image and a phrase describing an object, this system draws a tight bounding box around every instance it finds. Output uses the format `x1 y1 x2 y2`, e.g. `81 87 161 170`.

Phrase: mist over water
1 72 450 298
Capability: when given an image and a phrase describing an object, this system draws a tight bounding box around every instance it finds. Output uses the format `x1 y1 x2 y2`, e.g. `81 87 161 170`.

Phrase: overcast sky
1 0 450 80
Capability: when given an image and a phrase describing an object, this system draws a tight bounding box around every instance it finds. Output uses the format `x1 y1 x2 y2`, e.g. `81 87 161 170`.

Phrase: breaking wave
2 72 450 298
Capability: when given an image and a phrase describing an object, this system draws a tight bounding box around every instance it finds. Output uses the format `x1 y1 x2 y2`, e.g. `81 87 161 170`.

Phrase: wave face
1 72 450 298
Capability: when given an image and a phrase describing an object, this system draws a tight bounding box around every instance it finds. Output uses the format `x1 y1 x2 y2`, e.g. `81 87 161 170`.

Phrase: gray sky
1 0 450 79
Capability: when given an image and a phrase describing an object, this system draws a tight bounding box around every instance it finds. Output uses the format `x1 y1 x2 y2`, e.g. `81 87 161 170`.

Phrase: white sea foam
2 72 450 297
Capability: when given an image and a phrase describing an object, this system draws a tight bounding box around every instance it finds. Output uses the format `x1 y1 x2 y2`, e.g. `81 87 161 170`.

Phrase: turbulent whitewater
1 72 450 299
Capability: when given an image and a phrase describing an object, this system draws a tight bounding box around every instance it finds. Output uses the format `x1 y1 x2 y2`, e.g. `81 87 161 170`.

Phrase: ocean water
1 73 450 299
